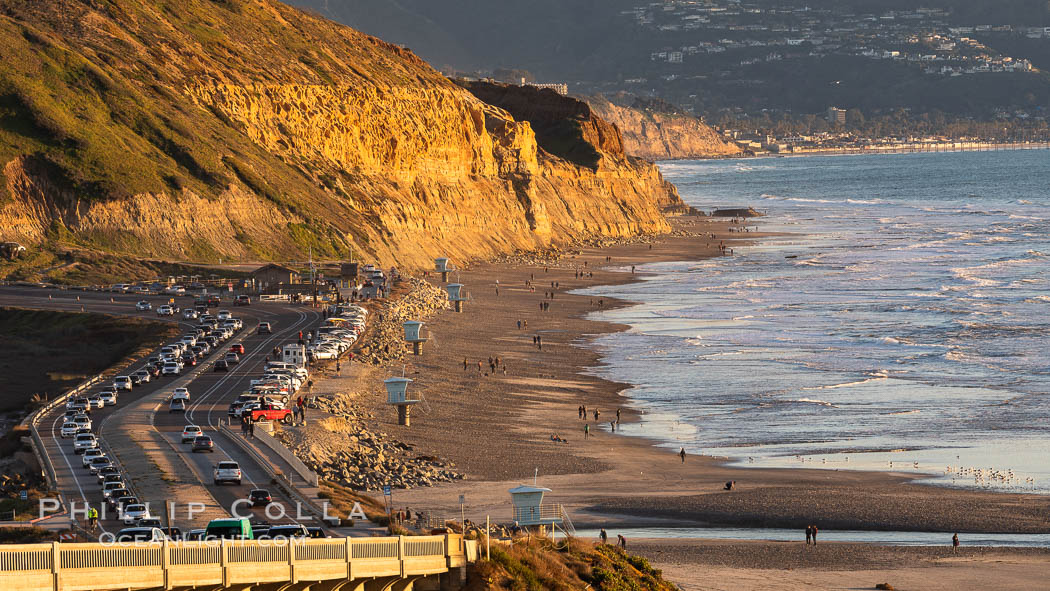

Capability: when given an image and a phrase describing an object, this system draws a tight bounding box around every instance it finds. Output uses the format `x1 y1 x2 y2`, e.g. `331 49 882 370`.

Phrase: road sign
458 494 465 505
19 490 27 501
383 485 392 496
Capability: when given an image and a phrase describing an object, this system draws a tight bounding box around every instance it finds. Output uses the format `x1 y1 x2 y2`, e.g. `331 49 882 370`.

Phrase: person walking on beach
616 408 621 423
600 529 608 545
593 409 600 421
517 319 522 330
578 405 584 419
584 424 589 437
463 358 468 371
679 448 686 463
952 533 959 553
811 525 818 545
805 525 812 545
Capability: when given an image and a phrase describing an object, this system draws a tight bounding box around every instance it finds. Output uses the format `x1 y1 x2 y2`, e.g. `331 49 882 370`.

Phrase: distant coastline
678 140 1050 161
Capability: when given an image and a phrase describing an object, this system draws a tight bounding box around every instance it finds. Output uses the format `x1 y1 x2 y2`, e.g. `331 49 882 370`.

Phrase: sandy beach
302 213 1050 587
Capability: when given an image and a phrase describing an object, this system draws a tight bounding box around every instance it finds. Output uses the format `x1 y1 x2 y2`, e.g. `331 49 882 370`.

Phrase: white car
181 425 203 443
213 461 242 485
100 391 117 406
60 422 79 438
72 414 92 430
102 481 126 498
88 395 105 409
121 503 151 525
172 388 190 402
217 310 232 321
169 399 186 413
81 448 105 467
113 376 133 391
156 305 174 316
73 433 97 453
182 309 199 320
161 363 180 376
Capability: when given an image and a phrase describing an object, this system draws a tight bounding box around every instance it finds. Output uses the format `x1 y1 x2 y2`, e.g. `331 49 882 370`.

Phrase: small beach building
509 485 555 526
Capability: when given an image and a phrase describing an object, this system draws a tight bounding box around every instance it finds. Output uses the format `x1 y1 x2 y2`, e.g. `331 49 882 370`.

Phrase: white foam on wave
791 398 837 407
802 374 888 391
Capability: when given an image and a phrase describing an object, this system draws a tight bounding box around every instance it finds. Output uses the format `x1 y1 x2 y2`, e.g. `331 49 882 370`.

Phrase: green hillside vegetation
0 307 177 412
0 0 448 259
469 537 676 591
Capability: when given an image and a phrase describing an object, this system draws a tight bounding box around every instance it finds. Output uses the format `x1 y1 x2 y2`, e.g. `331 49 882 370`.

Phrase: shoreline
342 214 1050 536
663 141 1050 162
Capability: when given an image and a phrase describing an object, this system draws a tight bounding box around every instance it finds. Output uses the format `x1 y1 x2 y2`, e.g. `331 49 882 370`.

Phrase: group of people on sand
598 529 628 550
805 524 820 545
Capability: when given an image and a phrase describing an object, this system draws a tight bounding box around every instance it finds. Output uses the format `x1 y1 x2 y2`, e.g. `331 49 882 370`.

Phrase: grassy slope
0 0 450 257
0 307 177 412
469 537 678 591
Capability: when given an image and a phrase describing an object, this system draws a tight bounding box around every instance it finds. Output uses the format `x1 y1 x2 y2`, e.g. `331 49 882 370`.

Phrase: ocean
580 150 1050 493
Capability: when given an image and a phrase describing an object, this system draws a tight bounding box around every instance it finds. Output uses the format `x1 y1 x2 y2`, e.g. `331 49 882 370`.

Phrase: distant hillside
587 96 741 161
0 0 679 282
291 0 1050 122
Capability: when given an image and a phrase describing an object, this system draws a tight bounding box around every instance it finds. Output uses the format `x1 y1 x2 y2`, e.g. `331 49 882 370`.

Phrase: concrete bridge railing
0 534 474 591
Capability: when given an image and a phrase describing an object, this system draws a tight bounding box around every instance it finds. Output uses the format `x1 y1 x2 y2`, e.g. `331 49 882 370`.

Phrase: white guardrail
23 374 105 495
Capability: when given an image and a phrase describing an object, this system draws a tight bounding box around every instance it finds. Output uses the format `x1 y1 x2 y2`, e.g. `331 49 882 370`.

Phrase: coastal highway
2 286 321 533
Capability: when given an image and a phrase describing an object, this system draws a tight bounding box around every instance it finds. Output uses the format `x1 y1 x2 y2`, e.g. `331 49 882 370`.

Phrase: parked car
257 322 272 335
135 300 152 311
213 359 229 372
169 399 186 413
246 404 293 424
213 461 242 486
248 489 272 507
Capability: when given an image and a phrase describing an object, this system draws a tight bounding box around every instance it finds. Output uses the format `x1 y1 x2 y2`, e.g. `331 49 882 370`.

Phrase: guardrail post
398 536 406 578
346 536 354 581
288 539 297 584
220 538 228 588
162 538 171 590
51 541 60 591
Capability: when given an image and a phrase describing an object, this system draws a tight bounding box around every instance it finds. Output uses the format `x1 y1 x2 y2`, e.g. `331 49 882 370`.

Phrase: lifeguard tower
384 376 420 426
403 320 428 355
508 484 576 536
446 283 468 313
434 257 455 283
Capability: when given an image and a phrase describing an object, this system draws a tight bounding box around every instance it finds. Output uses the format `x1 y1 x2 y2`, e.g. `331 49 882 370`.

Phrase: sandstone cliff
588 96 741 161
0 0 678 281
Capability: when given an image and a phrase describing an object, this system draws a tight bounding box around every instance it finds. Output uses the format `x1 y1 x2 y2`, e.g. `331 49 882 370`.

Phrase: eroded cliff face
589 97 741 161
0 0 678 279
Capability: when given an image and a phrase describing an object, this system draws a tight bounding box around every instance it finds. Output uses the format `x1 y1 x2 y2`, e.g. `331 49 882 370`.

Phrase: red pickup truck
247 405 292 424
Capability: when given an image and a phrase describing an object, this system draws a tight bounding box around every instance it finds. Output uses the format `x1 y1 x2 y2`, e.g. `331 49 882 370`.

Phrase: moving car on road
191 435 214 453
229 343 245 355
214 359 229 372
172 388 190 402
162 363 181 376
182 308 199 320
100 391 117 406
257 322 272 335
135 300 152 311
258 524 309 540
156 305 174 316
115 527 166 542
121 503 151 525
248 489 271 507
73 433 97 453
81 448 105 467
88 456 113 474
60 422 78 438
181 425 202 443
234 295 251 306
224 352 240 365
247 404 293 424
213 461 242 486
169 399 186 413
205 517 252 540
113 376 133 391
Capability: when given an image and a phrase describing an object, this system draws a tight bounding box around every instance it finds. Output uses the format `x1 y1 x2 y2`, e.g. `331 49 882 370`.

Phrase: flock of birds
775 454 1041 491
